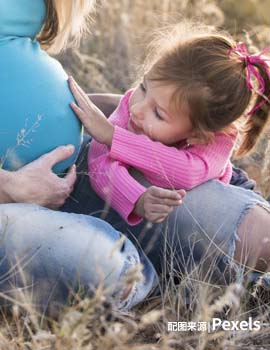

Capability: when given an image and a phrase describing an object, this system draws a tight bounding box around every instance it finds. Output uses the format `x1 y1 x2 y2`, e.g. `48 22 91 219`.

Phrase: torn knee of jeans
115 255 145 310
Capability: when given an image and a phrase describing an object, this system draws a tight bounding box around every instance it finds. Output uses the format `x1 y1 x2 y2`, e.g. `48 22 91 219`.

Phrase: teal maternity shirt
0 0 83 173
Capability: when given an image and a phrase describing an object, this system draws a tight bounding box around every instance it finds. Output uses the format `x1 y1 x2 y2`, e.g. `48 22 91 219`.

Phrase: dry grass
2 256 270 350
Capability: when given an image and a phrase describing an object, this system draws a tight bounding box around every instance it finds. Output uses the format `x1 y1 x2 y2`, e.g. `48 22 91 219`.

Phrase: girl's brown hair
38 0 95 54
144 22 270 156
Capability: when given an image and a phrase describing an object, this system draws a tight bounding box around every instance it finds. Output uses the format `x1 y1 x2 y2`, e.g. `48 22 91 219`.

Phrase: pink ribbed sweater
89 90 236 225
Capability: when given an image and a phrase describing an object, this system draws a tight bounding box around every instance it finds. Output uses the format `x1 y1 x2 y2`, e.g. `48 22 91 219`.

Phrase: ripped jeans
0 204 158 315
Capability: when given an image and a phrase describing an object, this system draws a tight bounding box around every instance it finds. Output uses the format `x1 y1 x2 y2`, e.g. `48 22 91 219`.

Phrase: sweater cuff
118 184 146 226
126 205 144 226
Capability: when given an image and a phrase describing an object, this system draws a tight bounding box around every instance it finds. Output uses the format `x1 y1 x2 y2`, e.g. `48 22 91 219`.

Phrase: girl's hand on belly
68 76 115 147
2 145 77 208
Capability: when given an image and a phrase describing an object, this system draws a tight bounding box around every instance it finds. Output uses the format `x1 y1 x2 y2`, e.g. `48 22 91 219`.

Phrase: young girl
69 23 270 227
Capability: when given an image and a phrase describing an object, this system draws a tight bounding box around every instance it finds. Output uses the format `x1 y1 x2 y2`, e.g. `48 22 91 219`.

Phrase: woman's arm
0 145 77 208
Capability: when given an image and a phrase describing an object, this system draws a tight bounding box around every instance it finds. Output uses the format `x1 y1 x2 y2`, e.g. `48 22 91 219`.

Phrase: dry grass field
3 1 270 349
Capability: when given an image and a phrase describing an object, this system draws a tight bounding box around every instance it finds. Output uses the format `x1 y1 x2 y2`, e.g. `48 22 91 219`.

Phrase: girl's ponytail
230 43 270 157
236 61 270 156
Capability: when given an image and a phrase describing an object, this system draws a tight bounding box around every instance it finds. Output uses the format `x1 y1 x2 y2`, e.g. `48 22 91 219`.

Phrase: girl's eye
139 82 146 93
154 107 163 120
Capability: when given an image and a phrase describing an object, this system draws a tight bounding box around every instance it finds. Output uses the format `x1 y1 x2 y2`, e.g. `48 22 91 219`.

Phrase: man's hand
134 186 186 223
69 76 115 146
2 145 77 208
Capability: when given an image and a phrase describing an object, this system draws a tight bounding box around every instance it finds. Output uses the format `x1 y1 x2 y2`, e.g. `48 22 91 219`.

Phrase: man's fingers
40 145 75 168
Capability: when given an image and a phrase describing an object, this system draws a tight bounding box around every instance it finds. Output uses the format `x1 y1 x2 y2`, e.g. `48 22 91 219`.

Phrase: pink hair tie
229 42 270 115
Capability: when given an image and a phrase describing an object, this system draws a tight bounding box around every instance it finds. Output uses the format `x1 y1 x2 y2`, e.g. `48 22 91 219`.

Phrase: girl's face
128 77 194 145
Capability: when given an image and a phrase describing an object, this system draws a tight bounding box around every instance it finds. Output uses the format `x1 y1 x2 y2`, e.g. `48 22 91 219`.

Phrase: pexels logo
211 317 261 331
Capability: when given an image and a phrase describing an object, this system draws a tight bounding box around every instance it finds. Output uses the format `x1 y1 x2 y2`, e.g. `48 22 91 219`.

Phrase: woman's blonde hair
38 0 95 54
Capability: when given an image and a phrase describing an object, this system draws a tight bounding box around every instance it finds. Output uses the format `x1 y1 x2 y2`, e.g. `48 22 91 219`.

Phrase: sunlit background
60 0 270 92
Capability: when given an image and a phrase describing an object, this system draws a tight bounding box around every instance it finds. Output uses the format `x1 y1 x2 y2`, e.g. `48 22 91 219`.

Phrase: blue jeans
61 137 270 285
0 203 158 314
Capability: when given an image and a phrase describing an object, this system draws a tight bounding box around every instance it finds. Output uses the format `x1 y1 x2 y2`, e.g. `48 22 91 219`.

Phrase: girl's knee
235 204 270 271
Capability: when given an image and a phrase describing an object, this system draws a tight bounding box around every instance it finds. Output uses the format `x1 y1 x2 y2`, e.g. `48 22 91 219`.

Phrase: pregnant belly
0 38 83 173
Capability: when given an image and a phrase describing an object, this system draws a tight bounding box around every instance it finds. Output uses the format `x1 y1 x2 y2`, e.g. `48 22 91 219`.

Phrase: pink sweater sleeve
110 127 236 190
89 91 147 225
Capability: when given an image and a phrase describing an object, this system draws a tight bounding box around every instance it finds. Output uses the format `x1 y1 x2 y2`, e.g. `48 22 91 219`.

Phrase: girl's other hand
68 76 115 146
134 186 185 223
